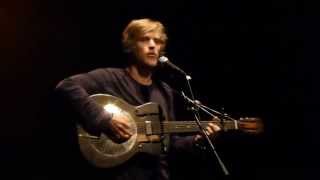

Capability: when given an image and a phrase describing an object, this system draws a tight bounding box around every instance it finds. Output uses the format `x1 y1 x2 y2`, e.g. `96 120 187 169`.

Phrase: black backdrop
1 0 319 179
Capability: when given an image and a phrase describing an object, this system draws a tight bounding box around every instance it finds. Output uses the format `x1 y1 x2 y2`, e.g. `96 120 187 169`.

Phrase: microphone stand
182 92 238 124
182 74 230 176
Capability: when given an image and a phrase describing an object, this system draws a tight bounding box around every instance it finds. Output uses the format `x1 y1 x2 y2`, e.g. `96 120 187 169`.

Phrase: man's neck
126 65 153 86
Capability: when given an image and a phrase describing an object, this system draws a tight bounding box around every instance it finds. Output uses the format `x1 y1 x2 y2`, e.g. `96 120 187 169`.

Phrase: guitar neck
139 120 239 135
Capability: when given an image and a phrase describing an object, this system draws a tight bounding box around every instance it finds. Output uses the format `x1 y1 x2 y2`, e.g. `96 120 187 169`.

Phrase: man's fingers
117 117 131 129
205 126 214 135
110 128 130 143
117 124 133 137
208 123 221 132
109 123 129 141
204 123 221 138
110 113 133 139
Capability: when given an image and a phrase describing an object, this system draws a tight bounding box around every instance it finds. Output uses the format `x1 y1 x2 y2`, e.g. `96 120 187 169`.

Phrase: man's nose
148 39 156 47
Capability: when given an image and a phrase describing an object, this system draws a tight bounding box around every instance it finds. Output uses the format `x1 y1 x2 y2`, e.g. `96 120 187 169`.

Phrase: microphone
158 56 187 76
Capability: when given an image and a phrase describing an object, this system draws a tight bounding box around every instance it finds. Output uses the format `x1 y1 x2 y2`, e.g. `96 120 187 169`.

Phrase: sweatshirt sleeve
54 69 113 136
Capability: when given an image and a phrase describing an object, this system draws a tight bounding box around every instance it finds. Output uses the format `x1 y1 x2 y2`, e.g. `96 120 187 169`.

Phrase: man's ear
123 42 136 53
129 44 138 54
124 48 131 53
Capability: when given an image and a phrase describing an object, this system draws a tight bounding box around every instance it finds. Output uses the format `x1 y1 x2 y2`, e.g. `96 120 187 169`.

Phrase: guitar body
77 94 168 168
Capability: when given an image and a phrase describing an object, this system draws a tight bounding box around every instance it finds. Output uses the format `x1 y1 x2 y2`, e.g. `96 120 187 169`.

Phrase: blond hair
122 18 167 53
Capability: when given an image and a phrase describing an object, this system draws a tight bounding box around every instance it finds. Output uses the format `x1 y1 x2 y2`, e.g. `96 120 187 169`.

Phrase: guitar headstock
238 117 264 134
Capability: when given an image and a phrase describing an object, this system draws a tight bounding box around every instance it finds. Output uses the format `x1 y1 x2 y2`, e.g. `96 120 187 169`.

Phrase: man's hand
194 122 221 142
108 113 133 143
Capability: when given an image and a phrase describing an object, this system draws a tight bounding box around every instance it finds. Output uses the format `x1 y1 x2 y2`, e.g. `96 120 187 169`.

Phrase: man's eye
138 37 164 44
154 39 164 44
139 37 149 42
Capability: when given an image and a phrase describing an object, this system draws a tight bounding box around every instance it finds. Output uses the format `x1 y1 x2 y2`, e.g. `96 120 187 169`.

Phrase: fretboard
136 120 239 135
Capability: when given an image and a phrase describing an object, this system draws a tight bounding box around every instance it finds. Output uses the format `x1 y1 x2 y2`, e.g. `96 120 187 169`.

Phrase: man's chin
146 58 158 65
146 63 158 69
142 62 158 70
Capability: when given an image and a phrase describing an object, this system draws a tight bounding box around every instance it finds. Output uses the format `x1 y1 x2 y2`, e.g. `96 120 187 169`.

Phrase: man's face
132 31 164 69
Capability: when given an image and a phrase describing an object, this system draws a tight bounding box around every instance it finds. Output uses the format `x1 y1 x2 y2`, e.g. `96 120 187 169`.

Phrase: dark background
1 0 319 179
